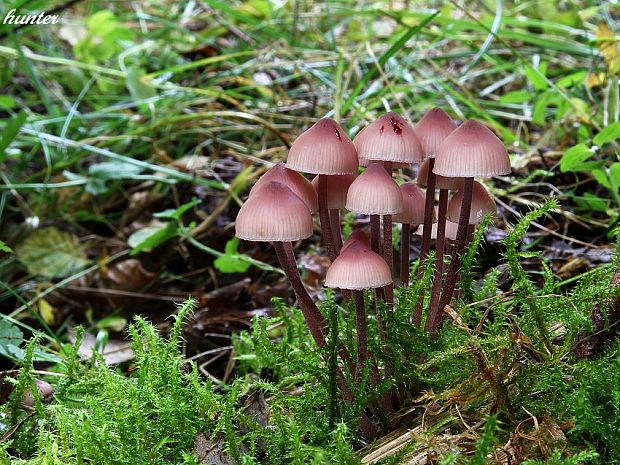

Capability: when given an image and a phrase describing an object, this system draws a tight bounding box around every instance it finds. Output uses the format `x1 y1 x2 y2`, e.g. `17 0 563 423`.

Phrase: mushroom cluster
234 109 510 424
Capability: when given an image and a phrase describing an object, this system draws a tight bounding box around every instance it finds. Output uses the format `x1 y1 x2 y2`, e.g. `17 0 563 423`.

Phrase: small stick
429 177 474 337
400 223 411 286
318 174 337 262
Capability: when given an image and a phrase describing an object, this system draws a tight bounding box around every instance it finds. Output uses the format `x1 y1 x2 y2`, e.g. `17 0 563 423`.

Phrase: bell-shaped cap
414 221 459 241
251 163 318 213
413 108 457 158
446 181 496 225
287 118 358 175
325 240 392 290
416 158 464 191
393 183 426 225
353 112 423 164
311 174 356 209
341 228 371 253
345 163 403 215
434 120 510 178
236 181 313 242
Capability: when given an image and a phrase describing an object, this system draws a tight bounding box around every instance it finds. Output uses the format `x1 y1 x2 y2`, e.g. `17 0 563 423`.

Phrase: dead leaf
194 433 235 465
68 329 134 365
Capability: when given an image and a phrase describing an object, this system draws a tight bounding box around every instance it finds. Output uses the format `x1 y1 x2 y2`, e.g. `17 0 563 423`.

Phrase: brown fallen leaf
193 433 235 465
68 329 134 365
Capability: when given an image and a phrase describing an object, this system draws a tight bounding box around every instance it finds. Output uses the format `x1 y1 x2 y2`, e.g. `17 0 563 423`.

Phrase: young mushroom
392 183 426 286
354 112 423 304
311 174 356 253
346 163 403 305
287 118 359 262
236 181 325 344
325 230 391 371
430 120 510 337
250 162 318 214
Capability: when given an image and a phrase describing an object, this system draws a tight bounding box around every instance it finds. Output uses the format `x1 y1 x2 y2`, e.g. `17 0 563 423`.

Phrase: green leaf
128 223 178 255
213 238 252 273
592 169 611 189
560 144 594 172
86 161 144 194
593 122 620 146
15 227 90 278
499 89 531 104
0 111 27 162
557 70 587 88
153 198 201 221
610 163 620 187
0 95 16 110
573 193 609 212
0 319 24 360
126 66 157 102
525 63 548 91
0 240 12 254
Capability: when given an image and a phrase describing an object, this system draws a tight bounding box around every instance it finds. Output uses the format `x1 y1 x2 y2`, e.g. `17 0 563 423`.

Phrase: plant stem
425 188 448 332
352 290 367 372
419 158 436 269
370 214 381 254
400 223 411 286
273 242 327 345
318 174 337 262
429 177 474 337
330 208 343 255
382 214 394 307
413 158 436 326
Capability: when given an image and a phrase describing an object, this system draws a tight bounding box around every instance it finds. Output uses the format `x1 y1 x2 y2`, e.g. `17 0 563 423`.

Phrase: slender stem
318 174 337 262
413 158 436 326
425 188 448 332
330 208 343 255
419 158 436 268
370 214 381 254
429 177 474 337
400 223 411 286
353 290 367 372
382 215 394 307
273 242 327 345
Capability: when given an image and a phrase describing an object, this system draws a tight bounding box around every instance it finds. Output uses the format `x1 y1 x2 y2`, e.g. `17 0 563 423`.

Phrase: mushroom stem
273 241 328 344
413 159 436 326
419 158 436 268
318 174 337 262
330 208 343 254
370 215 381 255
382 215 394 306
425 188 448 332
429 177 474 337
352 290 368 372
400 223 411 286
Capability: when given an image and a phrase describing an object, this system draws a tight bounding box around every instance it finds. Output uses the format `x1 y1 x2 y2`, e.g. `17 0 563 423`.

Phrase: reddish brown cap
392 183 426 225
416 158 464 191
345 163 403 215
236 181 313 242
446 181 496 224
414 221 459 241
311 174 356 209
287 118 358 175
353 112 423 164
341 228 372 253
251 163 318 213
434 120 510 178
325 240 391 290
413 108 457 158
